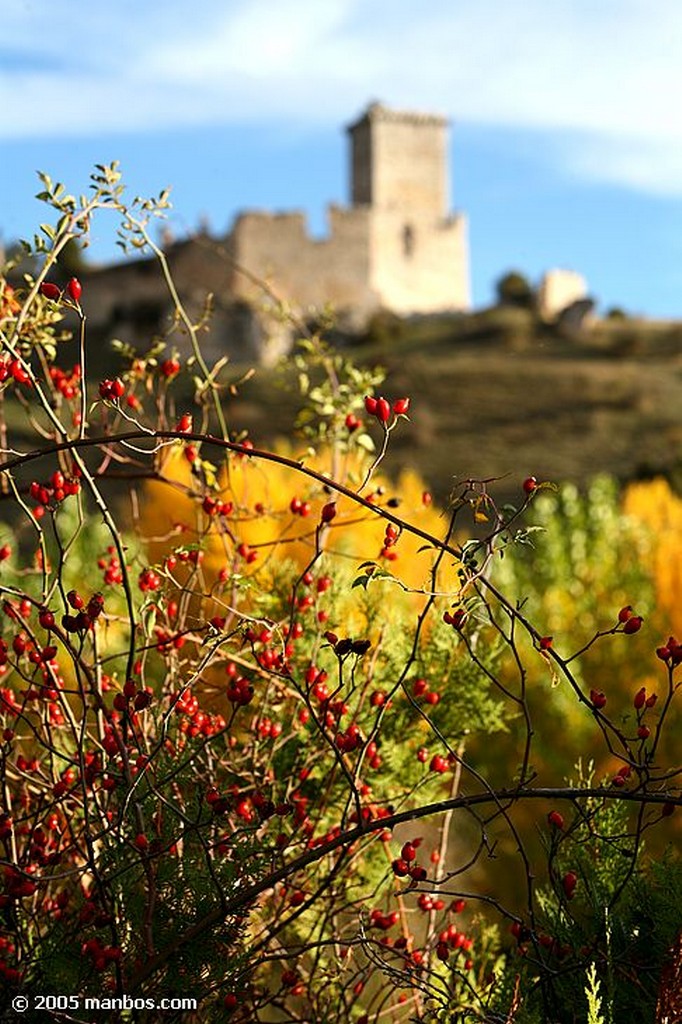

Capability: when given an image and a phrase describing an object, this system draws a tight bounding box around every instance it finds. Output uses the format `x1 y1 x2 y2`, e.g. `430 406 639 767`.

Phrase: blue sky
3 0 682 316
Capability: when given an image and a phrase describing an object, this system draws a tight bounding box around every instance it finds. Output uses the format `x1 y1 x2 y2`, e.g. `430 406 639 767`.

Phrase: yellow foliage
623 477 682 637
139 443 462 628
0 280 21 320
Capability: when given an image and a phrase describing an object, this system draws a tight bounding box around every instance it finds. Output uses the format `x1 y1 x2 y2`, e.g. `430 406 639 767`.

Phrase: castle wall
201 104 470 329
537 269 588 319
77 103 473 363
228 199 469 322
369 210 470 314
229 206 375 323
350 117 373 207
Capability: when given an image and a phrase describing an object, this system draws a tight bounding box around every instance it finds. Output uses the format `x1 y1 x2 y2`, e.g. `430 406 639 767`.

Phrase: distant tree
496 269 535 309
2 240 39 280
3 237 87 283
56 238 89 279
361 308 407 347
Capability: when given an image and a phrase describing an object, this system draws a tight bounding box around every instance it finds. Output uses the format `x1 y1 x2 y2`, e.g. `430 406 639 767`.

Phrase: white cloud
4 0 682 194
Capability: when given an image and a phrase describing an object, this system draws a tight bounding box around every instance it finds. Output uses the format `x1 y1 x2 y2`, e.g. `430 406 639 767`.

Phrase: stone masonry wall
61 104 472 369
228 104 470 322
357 108 449 217
230 205 375 325
537 269 588 319
369 209 470 314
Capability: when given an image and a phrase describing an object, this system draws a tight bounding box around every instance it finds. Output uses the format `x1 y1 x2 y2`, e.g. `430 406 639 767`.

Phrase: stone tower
346 102 470 314
229 102 470 327
349 101 449 216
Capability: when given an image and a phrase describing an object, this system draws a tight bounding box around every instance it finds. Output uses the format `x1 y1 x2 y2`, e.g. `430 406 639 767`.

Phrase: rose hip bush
0 165 680 1024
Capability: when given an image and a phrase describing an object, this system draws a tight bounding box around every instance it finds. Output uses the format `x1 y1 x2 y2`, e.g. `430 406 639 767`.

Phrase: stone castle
80 103 471 364
73 102 586 363
230 102 470 322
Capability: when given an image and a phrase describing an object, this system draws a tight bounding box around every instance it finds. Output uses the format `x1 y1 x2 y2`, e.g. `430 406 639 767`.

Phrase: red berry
345 413 361 431
589 689 607 709
0 544 11 562
633 686 647 709
39 608 55 629
375 397 391 424
523 476 538 494
66 277 82 303
637 724 651 740
10 359 30 384
12 634 27 655
562 871 577 899
40 282 61 301
623 615 643 635
364 396 377 415
99 378 125 401
539 635 553 650
320 502 336 524
392 397 411 415
547 810 565 830
133 833 149 851
618 605 634 623
134 691 152 711
160 358 180 378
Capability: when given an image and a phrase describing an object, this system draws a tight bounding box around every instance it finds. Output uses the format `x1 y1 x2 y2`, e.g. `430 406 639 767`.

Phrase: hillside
4 302 680 510
232 308 682 503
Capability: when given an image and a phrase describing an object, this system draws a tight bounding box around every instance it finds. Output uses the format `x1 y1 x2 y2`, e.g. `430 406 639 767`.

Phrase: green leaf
355 433 375 453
